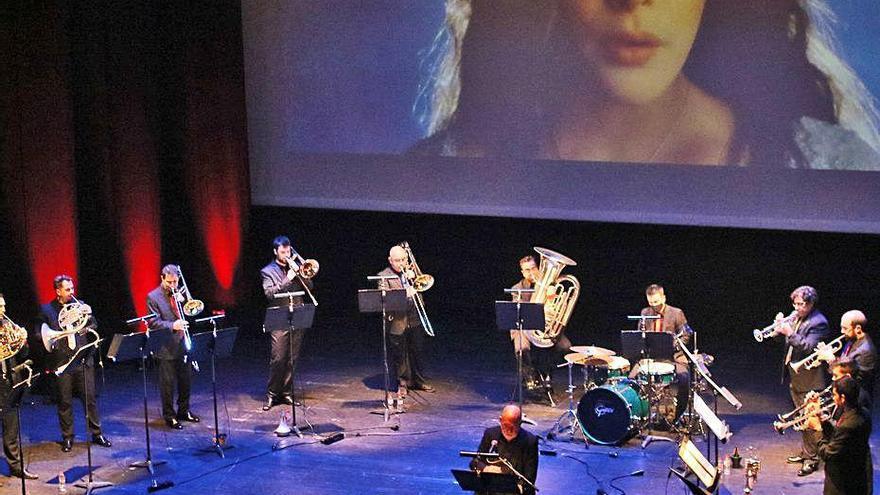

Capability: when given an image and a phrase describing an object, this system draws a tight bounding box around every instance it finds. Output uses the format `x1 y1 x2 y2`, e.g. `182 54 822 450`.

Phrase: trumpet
285 250 319 306
0 314 29 361
399 241 435 337
790 335 846 373
42 296 94 352
753 311 797 342
172 266 204 352
773 387 836 434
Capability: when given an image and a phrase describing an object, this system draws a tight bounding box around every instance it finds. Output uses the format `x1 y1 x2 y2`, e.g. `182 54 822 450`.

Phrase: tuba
525 247 580 348
0 314 29 361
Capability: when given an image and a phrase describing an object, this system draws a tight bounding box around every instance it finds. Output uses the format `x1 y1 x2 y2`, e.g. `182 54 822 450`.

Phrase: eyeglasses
792 301 809 307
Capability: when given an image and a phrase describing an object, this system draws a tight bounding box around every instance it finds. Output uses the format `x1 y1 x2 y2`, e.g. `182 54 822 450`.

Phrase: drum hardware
546 356 589 444
525 247 580 348
752 311 797 342
789 334 845 373
569 345 615 356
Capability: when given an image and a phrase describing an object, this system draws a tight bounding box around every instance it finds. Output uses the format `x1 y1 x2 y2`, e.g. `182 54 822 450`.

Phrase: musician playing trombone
772 285 831 476
803 375 872 495
376 244 434 400
146 265 200 429
36 275 111 452
0 293 38 479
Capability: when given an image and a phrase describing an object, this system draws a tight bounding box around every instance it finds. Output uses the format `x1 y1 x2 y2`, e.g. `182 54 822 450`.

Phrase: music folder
451 469 520 494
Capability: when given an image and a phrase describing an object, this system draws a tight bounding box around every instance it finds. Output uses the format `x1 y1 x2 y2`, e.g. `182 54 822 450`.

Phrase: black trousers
158 357 192 422
267 328 305 400
56 365 102 439
2 408 21 472
389 326 428 388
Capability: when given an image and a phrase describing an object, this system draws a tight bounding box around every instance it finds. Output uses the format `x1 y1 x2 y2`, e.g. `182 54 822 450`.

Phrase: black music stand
359 283 407 422
3 358 37 495
451 469 521 494
190 317 237 458
495 299 544 407
107 314 171 488
620 330 674 363
265 294 315 441
57 337 112 494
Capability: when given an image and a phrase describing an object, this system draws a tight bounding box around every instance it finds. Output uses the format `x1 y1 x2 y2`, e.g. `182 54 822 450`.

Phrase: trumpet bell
183 299 205 317
412 274 434 292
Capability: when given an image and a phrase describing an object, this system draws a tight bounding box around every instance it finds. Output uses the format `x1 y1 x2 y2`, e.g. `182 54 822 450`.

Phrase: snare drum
606 356 631 379
577 379 648 445
637 359 675 385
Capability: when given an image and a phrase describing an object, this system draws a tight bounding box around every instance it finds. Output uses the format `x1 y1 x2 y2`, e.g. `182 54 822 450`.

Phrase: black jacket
784 309 831 392
818 407 872 495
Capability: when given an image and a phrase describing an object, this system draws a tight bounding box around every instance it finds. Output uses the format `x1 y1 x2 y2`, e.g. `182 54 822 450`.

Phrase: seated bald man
470 404 539 495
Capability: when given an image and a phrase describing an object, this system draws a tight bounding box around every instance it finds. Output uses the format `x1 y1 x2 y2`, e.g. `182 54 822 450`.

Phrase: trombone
285 250 320 306
753 311 798 342
790 335 846 373
399 241 435 337
172 266 204 352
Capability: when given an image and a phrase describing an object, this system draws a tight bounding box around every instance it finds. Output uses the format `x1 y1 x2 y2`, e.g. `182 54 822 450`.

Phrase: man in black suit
377 244 433 399
36 276 112 452
260 235 315 411
775 285 831 476
805 376 872 495
837 310 876 404
470 404 539 495
146 265 200 429
0 293 37 479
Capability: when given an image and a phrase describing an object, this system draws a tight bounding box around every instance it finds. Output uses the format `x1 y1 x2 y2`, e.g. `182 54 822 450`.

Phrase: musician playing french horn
146 265 201 429
261 235 318 412
376 244 434 399
36 275 111 452
0 293 38 479
772 285 831 477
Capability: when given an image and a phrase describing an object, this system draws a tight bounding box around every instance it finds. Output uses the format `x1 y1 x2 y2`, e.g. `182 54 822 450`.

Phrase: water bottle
58 471 67 493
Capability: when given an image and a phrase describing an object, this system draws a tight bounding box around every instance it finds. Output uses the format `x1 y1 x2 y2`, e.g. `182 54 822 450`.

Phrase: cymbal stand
545 359 587 445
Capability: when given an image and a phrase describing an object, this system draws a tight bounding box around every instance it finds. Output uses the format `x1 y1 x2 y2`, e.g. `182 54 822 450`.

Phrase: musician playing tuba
0 292 39 479
376 244 435 401
146 265 201 430
36 275 111 452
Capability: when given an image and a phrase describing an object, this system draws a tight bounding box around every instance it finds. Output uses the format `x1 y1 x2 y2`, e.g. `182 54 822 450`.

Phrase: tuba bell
525 247 580 348
0 314 29 361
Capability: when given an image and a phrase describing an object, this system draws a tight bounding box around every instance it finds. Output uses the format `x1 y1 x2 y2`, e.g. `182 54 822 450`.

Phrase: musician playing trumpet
821 311 876 405
36 275 111 452
803 375 872 495
376 244 434 400
146 265 200 429
773 285 831 476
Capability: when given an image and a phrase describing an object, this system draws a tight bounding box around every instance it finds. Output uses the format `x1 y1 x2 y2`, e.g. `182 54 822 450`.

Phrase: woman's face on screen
566 0 706 104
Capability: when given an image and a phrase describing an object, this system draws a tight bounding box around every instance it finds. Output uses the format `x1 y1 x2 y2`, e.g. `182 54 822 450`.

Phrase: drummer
629 284 693 421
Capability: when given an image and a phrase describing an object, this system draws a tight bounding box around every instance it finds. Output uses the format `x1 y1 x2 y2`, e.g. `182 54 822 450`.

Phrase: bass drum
577 380 648 445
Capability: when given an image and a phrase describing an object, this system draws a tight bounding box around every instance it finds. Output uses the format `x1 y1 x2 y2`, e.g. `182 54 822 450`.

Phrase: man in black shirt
0 293 38 479
37 275 111 452
261 236 315 411
471 404 539 495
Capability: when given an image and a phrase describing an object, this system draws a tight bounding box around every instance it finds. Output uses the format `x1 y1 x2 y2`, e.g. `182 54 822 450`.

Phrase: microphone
489 440 498 453
12 359 33 374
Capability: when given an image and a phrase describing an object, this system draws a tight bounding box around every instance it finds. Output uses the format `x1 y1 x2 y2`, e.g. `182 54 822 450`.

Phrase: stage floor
2 323 878 495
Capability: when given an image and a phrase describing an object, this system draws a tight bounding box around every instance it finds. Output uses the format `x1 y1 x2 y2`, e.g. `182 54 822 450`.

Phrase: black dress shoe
411 383 436 393
92 434 112 448
61 438 74 452
797 462 819 476
262 398 276 411
10 469 39 480
178 412 200 423
786 453 806 464
165 418 183 430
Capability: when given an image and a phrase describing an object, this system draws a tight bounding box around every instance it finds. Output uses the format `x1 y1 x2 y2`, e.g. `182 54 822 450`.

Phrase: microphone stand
494 454 539 493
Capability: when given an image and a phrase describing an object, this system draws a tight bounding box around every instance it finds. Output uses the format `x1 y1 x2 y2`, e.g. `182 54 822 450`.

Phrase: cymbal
570 345 616 356
564 352 611 367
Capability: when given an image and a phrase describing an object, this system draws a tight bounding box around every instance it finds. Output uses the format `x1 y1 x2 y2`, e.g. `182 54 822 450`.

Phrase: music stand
57 336 112 494
451 469 521 494
359 282 407 421
189 317 237 458
266 293 315 441
3 357 37 495
495 298 545 408
107 313 170 486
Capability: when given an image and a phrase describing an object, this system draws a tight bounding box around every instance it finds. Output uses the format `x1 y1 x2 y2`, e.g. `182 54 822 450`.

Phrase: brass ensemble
525 247 580 348
399 241 435 336
285 250 320 306
790 335 846 373
42 296 94 352
172 266 204 351
752 311 798 342
0 314 29 361
772 385 835 433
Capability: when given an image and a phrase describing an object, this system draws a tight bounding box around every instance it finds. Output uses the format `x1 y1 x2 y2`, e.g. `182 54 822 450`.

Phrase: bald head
389 245 408 273
499 404 522 441
841 310 868 339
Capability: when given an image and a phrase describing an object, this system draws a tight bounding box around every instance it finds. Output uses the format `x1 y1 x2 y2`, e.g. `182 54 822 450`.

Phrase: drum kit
548 344 707 446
